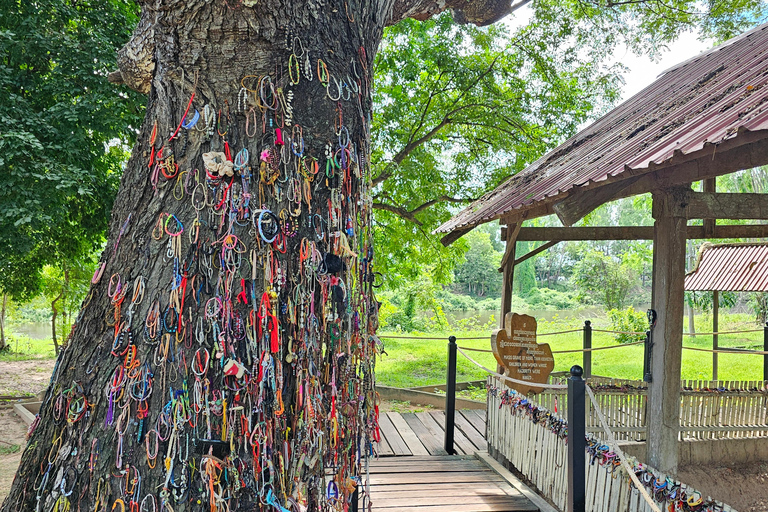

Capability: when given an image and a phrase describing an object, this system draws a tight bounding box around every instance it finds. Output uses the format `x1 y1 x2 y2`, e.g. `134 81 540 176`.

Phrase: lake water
448 306 610 326
12 322 52 340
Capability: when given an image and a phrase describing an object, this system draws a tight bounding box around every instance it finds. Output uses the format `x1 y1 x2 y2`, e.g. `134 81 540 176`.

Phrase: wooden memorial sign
491 312 555 395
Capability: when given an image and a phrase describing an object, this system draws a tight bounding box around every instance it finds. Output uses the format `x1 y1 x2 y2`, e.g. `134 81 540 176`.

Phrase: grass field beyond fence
3 313 765 387
376 313 767 388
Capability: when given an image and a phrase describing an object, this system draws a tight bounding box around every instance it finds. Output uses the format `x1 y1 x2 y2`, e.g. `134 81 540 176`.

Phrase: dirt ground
0 359 56 398
0 408 28 503
0 359 54 502
1 361 767 510
679 463 768 512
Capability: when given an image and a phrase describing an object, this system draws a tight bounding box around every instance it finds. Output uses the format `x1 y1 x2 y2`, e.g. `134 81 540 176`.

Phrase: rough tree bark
1 1 506 511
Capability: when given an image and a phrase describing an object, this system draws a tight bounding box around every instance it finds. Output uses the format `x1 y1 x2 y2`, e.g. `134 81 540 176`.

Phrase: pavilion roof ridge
437 22 768 244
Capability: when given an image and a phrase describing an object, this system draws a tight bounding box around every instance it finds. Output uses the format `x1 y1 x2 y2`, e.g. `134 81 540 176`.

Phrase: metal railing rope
455 341 645 355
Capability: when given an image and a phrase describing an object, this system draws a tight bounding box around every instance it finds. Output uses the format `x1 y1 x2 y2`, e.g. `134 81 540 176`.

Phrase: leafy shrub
526 288 579 310
476 297 501 311
437 291 479 312
606 306 647 344
747 292 768 324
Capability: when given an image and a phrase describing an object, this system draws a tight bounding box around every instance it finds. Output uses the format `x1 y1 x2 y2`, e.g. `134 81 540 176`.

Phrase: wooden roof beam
509 130 768 228
509 224 768 241
685 191 768 219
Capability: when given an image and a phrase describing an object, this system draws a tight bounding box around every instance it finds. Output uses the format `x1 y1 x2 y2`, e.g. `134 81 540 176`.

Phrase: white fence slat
486 377 746 512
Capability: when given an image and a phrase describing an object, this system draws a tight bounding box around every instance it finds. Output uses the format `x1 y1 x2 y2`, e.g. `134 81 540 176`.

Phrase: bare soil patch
0 408 28 502
0 359 55 398
378 399 436 413
0 359 53 502
678 462 768 512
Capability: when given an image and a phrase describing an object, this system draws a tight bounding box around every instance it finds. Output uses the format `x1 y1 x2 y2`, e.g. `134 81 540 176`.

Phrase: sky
503 4 713 103
616 31 712 101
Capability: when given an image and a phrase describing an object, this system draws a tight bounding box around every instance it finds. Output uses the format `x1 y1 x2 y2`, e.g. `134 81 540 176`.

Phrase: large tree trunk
2 3 385 511
1 1 508 511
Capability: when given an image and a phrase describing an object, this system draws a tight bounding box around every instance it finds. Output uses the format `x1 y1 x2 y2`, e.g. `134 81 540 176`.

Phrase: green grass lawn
376 313 766 388
0 334 57 362
4 313 765 387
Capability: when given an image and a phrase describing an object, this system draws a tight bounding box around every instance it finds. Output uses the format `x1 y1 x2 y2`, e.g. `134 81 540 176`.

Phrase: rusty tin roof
685 242 768 291
437 23 768 237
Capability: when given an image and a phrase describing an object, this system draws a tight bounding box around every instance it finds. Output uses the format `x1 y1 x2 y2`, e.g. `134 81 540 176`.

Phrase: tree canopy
0 0 144 299
371 0 768 285
371 10 623 282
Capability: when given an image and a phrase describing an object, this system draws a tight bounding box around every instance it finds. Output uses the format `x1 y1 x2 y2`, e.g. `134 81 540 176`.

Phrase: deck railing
442 329 768 511
485 376 737 512
533 377 768 441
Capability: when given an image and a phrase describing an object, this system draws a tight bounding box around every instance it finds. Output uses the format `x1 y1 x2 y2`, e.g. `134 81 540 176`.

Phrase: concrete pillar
648 188 688 475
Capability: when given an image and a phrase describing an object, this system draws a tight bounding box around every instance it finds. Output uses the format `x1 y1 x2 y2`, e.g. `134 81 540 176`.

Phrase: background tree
4 1 768 511
572 250 638 310
453 230 503 297
0 0 144 346
40 258 98 355
372 11 623 282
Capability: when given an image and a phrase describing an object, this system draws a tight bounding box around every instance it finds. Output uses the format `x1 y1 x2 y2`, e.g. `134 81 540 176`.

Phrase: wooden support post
444 336 457 455
583 321 592 379
703 178 716 237
567 365 586 512
648 188 687 475
499 223 521 328
713 290 719 381
763 322 768 383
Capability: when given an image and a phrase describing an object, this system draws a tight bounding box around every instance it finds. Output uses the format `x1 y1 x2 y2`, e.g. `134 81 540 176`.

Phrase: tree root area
678 462 768 512
0 408 28 502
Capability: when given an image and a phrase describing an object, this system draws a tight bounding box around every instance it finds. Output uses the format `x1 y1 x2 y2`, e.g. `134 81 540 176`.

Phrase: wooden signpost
491 312 555 395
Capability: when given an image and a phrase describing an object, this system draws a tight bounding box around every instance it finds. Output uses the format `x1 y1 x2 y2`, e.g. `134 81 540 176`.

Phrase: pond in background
448 307 609 327
12 322 51 340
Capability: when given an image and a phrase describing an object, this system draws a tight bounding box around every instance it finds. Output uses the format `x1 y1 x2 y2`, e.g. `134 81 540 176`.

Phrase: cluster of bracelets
488 384 569 439
488 384 725 511
21 34 380 512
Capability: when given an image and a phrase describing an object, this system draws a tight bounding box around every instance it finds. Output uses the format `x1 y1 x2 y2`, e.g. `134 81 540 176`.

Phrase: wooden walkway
366 410 541 511
377 410 487 456
367 456 539 512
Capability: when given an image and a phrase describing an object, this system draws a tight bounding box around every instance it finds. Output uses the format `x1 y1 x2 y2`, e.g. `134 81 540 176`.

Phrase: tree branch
410 195 467 214
387 0 517 26
373 195 470 224
372 202 424 225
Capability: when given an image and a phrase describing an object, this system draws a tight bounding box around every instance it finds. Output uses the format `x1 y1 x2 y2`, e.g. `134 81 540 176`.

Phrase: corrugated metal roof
685 242 768 291
437 23 768 236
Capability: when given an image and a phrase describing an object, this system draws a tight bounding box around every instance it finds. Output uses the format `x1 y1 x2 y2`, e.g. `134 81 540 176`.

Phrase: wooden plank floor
377 410 487 457
366 455 539 512
367 411 539 511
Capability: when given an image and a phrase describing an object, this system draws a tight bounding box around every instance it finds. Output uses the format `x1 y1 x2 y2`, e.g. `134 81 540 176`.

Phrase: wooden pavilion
436 22 768 475
685 242 768 379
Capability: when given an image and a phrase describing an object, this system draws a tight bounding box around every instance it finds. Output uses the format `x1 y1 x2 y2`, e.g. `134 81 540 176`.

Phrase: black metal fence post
567 365 586 512
643 329 652 383
583 321 592 378
763 322 768 381
444 336 457 455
